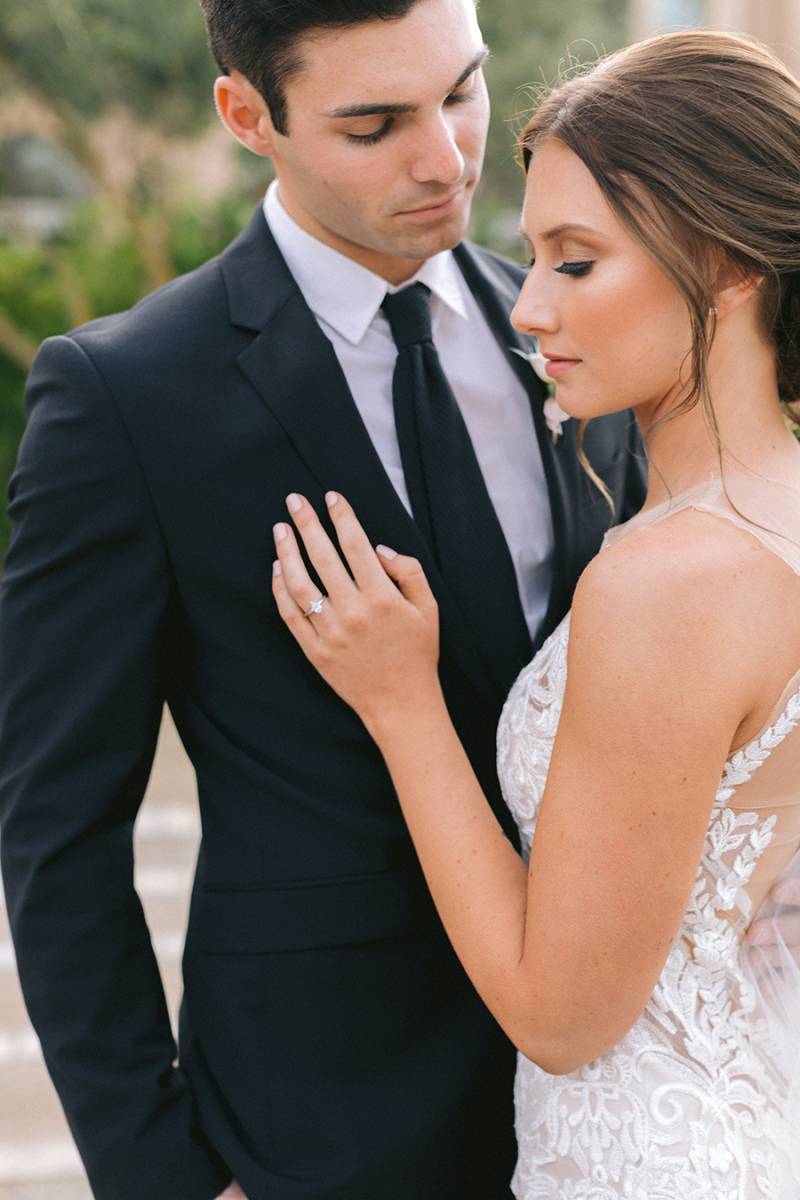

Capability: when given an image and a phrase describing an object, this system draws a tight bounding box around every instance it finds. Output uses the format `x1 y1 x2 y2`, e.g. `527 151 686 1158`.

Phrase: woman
271 31 800 1198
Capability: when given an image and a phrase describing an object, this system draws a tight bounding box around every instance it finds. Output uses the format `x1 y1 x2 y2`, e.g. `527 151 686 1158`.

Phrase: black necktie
382 283 532 692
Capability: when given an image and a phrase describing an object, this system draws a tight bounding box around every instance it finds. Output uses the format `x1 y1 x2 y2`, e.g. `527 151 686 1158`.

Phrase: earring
709 304 718 316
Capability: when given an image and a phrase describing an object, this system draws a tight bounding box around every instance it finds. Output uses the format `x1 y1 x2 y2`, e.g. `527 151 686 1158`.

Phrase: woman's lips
544 356 581 379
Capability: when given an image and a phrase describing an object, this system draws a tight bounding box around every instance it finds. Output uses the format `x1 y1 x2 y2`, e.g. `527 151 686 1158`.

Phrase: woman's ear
214 70 277 158
712 255 764 319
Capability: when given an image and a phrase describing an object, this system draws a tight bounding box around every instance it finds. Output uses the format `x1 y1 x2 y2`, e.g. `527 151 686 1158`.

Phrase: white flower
510 344 551 384
543 396 572 441
510 342 571 443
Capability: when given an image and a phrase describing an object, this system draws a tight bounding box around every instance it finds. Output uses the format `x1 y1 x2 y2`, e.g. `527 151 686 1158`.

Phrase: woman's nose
510 271 559 337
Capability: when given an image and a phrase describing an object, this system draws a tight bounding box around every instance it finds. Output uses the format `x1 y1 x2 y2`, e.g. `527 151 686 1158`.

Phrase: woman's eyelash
527 259 595 276
346 119 394 146
555 260 594 276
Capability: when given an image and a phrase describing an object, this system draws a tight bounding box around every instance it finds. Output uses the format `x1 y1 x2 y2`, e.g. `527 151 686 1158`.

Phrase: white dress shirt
263 183 555 643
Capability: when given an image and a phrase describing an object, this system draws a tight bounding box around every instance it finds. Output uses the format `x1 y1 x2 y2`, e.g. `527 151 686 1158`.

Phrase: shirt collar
263 181 469 346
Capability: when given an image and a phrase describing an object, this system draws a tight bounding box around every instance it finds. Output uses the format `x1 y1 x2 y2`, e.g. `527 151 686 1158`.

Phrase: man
0 2 645 1198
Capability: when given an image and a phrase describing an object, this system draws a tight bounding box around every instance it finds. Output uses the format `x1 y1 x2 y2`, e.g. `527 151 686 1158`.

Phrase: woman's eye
555 260 594 276
346 119 394 146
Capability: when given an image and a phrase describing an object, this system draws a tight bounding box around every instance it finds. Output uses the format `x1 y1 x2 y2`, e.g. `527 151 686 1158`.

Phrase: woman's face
511 138 694 424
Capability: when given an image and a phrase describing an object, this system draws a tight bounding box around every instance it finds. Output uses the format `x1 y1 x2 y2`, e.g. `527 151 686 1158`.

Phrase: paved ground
0 710 199 1199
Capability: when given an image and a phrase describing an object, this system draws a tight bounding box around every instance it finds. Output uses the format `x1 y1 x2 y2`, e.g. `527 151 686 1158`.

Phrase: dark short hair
198 0 421 135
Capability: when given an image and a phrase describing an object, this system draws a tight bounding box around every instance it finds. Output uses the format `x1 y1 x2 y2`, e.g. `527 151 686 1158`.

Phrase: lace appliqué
497 619 800 1199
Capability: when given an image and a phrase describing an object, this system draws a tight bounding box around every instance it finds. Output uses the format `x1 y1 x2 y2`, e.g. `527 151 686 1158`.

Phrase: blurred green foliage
477 0 628 244
0 1 214 135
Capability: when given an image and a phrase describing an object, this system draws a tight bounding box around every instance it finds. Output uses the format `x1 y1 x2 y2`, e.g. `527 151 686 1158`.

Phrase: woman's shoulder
572 505 794 679
582 504 775 604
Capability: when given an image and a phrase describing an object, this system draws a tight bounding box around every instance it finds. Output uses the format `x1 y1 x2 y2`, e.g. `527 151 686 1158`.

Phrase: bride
271 30 800 1198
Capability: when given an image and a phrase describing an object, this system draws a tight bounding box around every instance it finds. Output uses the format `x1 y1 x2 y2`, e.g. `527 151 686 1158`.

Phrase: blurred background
0 0 797 1196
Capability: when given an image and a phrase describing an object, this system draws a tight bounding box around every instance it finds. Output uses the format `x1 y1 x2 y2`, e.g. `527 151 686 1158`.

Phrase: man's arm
0 335 229 1200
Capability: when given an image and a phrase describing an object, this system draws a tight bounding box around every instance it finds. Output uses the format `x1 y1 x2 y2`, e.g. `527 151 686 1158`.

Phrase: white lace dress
497 474 800 1199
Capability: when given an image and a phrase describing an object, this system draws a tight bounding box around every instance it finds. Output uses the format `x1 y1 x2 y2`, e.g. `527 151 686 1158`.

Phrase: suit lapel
220 208 501 703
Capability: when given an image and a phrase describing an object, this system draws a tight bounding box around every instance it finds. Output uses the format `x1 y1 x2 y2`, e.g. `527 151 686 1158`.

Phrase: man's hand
216 1185 246 1199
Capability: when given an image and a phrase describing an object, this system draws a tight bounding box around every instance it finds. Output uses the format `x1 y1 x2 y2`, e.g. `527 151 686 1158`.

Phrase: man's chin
387 210 473 259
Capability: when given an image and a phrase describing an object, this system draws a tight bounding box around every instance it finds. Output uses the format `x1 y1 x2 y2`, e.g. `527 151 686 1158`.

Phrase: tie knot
382 283 433 350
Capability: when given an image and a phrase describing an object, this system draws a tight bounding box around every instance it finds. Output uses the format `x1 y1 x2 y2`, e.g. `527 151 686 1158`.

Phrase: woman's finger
273 521 334 626
324 492 394 592
285 493 356 604
271 560 320 656
376 545 438 615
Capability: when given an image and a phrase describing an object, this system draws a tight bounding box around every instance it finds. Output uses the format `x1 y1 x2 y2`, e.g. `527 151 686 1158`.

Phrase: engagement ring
302 596 327 618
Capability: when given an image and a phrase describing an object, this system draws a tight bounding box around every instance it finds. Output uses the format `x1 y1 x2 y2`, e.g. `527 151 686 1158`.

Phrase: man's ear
214 70 278 158
712 255 764 320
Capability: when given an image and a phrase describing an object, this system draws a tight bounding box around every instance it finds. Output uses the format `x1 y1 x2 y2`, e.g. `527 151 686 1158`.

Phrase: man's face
268 0 490 280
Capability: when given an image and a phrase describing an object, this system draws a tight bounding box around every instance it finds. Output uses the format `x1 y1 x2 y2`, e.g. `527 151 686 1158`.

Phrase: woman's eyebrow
519 222 604 243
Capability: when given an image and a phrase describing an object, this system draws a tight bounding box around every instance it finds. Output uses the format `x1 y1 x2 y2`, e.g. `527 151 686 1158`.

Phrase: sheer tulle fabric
497 472 800 1199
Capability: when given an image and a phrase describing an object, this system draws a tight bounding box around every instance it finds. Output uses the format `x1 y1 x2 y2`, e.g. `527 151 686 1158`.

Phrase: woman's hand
272 491 441 733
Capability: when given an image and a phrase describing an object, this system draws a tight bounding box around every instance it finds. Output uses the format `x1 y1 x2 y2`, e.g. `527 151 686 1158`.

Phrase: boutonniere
510 342 572 444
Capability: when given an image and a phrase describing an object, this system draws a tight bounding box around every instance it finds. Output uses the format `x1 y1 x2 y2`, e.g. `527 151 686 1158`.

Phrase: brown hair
519 30 800 506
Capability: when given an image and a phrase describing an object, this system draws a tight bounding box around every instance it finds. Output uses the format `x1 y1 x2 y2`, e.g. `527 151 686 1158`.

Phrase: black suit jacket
0 207 645 1200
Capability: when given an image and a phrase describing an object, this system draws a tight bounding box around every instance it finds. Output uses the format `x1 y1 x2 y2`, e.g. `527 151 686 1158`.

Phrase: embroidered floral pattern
497 610 800 1199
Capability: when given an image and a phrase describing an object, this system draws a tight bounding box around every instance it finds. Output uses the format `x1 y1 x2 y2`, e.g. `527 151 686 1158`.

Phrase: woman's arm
273 493 757 1072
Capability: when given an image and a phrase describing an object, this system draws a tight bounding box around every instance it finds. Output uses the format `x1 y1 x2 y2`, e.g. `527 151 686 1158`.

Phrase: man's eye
555 260 594 276
445 81 477 106
346 119 394 146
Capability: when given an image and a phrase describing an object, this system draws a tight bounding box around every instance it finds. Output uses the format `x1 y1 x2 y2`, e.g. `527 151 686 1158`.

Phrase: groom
0 2 645 1198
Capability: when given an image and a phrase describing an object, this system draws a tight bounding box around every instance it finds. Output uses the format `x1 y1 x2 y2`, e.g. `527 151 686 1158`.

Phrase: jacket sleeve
0 335 230 1200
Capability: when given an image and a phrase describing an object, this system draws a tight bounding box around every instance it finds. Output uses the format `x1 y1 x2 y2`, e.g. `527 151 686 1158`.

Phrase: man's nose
409 115 465 186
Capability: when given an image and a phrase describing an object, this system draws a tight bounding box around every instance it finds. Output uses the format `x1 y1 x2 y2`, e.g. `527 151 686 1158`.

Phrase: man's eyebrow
451 46 490 93
325 46 490 119
518 222 604 243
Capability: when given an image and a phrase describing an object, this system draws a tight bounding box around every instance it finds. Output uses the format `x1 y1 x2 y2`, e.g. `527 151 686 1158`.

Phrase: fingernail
376 544 397 560
273 560 282 576
274 523 288 542
286 493 302 514
325 491 339 508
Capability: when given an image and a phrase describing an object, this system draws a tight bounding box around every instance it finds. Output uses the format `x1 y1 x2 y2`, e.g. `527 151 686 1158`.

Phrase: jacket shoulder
467 242 526 285
459 240 526 292
68 254 230 363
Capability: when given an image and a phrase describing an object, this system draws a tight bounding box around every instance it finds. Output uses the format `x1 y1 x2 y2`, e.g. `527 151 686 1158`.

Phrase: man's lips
398 188 466 219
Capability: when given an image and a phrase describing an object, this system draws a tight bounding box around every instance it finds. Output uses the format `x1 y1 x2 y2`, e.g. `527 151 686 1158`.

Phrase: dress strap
603 473 800 578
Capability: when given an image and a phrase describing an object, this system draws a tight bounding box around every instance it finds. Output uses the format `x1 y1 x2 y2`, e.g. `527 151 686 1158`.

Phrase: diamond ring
302 595 327 619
